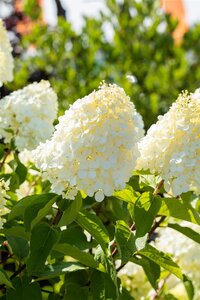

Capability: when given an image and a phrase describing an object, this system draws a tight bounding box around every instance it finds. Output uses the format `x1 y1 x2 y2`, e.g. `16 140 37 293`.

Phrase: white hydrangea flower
137 89 200 196
153 222 200 299
0 80 58 151
0 179 9 228
32 83 144 201
0 19 14 86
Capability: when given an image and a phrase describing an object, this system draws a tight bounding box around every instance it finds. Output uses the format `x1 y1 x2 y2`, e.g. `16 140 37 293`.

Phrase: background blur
1 0 200 128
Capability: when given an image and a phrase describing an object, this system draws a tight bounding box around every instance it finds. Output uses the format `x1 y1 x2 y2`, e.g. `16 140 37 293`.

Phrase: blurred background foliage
3 0 200 129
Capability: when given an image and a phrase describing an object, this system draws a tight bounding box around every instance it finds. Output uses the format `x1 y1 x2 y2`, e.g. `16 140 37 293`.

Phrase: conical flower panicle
33 83 144 201
137 89 200 196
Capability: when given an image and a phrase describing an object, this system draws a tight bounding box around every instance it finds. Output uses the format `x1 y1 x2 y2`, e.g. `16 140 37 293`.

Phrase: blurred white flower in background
33 83 144 201
0 19 14 86
137 89 200 196
0 80 58 151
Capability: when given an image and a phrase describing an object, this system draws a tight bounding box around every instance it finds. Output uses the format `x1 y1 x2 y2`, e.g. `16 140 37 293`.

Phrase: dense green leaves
6 277 42 300
58 192 82 226
7 235 29 259
134 192 162 237
8 193 57 221
76 209 110 253
139 244 183 280
159 197 200 225
54 243 105 272
27 223 60 274
0 269 13 288
115 220 136 264
34 261 86 279
131 256 160 290
91 270 119 300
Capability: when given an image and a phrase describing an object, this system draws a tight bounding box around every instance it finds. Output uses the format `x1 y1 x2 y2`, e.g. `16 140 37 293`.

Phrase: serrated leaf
76 209 110 253
115 220 136 264
134 192 162 237
27 223 59 274
58 192 82 226
54 243 105 272
9 193 57 220
6 277 42 300
158 197 200 225
139 244 183 280
0 269 13 288
168 223 200 244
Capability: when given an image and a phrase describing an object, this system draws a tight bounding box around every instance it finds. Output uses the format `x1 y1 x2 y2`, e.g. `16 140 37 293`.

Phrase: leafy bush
1 1 200 299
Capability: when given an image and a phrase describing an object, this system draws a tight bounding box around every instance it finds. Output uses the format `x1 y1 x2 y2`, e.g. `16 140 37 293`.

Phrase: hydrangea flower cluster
0 19 14 86
137 89 200 196
0 180 9 228
0 80 58 151
33 83 144 201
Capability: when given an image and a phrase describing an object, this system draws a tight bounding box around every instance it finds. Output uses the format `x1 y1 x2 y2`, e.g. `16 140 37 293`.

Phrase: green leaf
58 192 82 226
34 261 86 279
130 256 160 290
115 220 136 264
15 159 27 185
59 225 95 250
26 195 58 231
9 193 57 220
113 188 139 203
134 192 162 237
91 270 118 300
7 235 29 259
168 223 200 244
0 226 30 240
139 244 183 280
183 275 194 300
0 144 5 160
158 197 200 225
7 277 42 300
64 284 89 300
0 269 13 288
54 243 105 272
76 209 110 253
27 223 60 274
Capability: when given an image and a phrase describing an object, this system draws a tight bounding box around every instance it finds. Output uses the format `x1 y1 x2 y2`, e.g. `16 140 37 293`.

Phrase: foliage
7 0 200 128
1 1 200 299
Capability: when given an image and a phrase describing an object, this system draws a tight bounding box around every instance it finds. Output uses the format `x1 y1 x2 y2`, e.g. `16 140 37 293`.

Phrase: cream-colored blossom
32 83 144 201
0 19 14 86
137 89 200 196
0 80 58 151
0 180 9 228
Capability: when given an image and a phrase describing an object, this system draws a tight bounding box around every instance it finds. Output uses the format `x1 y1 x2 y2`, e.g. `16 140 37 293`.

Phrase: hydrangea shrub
0 18 200 300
